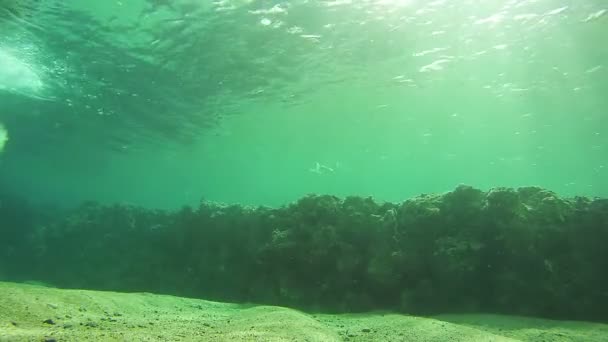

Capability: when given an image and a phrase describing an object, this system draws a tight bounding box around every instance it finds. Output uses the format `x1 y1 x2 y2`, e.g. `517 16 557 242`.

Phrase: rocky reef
1 185 607 321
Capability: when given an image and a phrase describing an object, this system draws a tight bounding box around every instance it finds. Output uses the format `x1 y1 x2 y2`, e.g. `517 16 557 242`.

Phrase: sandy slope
0 282 606 341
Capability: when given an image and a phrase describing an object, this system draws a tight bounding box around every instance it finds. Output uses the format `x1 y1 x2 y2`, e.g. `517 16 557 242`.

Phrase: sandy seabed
0 282 607 341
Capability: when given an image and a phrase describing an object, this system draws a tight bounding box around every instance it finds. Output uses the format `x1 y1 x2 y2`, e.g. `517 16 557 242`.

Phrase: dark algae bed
2 185 607 326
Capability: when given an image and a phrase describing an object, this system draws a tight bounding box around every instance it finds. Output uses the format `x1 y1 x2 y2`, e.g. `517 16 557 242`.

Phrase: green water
0 0 606 208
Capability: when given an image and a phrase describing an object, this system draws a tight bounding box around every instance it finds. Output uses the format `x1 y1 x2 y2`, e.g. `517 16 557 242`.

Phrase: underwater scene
1 0 608 341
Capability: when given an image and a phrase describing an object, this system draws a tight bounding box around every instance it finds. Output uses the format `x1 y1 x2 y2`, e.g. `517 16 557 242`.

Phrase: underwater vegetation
1 185 607 322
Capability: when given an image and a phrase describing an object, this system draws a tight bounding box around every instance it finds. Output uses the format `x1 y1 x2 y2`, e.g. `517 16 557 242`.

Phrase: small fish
309 162 334 174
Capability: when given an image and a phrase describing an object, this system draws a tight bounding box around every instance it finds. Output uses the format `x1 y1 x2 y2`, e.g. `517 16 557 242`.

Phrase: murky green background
0 0 606 208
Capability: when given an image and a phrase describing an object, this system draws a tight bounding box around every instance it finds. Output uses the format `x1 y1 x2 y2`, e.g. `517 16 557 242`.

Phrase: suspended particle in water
0 123 8 153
